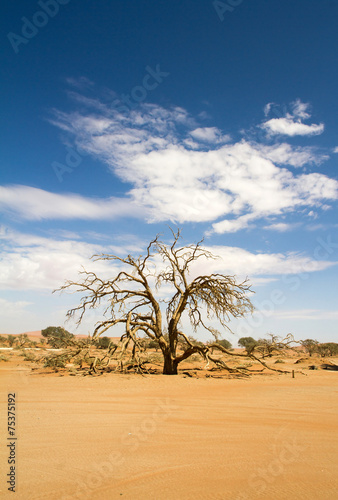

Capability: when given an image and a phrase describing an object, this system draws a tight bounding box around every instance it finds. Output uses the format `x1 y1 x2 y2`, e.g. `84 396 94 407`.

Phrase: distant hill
0 331 41 338
0 331 122 343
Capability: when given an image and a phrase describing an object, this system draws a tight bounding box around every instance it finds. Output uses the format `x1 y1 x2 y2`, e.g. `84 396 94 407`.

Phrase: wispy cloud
7 95 328 233
255 143 327 167
64 76 95 91
273 309 338 320
0 298 32 316
0 185 146 221
189 127 231 144
195 246 336 277
0 227 138 290
263 222 299 232
0 227 335 291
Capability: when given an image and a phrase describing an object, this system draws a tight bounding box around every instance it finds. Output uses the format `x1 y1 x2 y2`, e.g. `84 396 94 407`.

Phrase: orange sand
0 358 337 500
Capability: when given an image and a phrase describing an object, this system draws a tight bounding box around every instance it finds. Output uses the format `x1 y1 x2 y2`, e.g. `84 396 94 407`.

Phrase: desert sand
0 353 337 500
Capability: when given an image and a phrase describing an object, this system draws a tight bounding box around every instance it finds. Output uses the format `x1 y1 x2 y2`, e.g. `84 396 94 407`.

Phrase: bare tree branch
55 229 255 375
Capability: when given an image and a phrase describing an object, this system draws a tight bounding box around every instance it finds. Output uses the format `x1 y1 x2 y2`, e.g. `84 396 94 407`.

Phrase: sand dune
0 332 122 342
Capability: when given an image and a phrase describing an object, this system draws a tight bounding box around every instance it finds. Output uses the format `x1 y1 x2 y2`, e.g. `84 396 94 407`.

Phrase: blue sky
0 0 337 344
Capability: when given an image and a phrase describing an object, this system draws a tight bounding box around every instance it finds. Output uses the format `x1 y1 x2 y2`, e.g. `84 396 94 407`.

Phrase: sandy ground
0 357 337 500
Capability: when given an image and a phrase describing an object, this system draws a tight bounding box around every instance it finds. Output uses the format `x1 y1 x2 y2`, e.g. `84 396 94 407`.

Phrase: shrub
300 339 319 357
23 352 37 362
147 340 160 351
41 326 75 348
7 335 17 347
216 339 232 350
96 336 111 349
238 336 258 353
317 342 338 357
44 353 70 369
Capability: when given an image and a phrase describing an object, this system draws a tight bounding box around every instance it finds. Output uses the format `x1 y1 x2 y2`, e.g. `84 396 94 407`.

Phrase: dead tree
207 333 296 375
56 229 254 375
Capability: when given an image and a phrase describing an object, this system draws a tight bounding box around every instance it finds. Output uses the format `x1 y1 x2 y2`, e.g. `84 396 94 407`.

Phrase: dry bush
22 352 37 362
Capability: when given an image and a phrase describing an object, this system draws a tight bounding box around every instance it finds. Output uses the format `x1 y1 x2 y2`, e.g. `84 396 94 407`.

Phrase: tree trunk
162 328 179 375
163 352 178 375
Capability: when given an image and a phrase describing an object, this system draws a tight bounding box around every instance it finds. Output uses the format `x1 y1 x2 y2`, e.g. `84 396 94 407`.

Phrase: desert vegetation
1 330 337 376
51 229 307 376
1 235 337 377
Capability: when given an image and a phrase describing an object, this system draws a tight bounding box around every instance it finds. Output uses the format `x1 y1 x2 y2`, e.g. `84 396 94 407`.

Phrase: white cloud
291 99 312 119
0 227 128 290
273 309 338 320
263 222 298 232
31 98 337 232
0 185 146 221
211 214 255 234
65 76 95 90
0 228 335 292
0 298 32 317
194 246 336 277
262 99 324 136
264 102 275 117
189 127 230 143
256 143 327 167
262 118 324 137
0 297 36 334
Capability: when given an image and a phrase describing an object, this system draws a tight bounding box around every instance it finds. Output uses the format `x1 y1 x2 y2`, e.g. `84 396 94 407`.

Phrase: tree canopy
57 229 255 375
41 326 75 348
300 339 319 357
238 336 258 353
